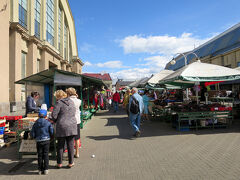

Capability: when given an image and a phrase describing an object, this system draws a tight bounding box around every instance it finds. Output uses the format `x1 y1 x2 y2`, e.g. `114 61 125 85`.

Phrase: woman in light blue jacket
142 90 150 122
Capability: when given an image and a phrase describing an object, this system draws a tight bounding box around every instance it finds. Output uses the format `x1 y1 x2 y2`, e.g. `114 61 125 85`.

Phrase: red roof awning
205 81 223 87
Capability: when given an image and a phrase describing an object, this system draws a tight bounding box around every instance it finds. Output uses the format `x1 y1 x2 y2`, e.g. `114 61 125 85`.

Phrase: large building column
40 50 49 71
10 0 18 22
42 0 46 41
72 57 83 74
0 0 10 115
72 59 82 74
27 42 38 76
29 0 35 36
9 30 22 102
55 0 59 48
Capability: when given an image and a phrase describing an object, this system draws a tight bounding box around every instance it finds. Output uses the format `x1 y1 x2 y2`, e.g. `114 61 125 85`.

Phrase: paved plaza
1 108 240 180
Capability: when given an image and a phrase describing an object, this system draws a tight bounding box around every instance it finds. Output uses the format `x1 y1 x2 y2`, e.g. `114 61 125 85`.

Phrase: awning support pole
87 84 90 111
80 87 84 129
25 82 28 102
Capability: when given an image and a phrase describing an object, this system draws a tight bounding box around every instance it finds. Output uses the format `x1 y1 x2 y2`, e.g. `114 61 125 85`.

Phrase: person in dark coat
31 109 54 175
51 90 77 168
26 91 40 115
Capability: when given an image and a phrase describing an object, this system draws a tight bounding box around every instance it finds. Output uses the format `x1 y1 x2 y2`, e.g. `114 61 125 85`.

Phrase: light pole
171 52 199 66
170 53 187 66
170 52 199 101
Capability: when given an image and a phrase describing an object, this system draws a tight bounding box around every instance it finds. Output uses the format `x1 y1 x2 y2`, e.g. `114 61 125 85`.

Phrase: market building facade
165 23 240 71
0 0 83 115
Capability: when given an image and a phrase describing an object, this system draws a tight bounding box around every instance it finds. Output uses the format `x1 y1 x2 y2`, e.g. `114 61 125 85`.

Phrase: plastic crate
17 119 35 130
5 116 22 121
176 126 190 132
0 122 6 127
0 127 5 135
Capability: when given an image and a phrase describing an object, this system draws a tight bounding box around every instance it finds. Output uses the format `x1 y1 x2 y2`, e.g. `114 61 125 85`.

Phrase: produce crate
17 117 37 130
5 116 22 121
0 118 6 127
0 122 6 127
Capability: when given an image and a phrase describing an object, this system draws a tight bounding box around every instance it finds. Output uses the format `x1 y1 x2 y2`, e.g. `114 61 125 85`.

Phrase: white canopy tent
159 60 240 103
147 70 174 86
160 60 240 84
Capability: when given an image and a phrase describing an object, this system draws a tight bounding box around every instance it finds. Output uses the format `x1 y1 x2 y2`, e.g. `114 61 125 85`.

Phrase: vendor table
173 110 233 131
210 97 234 104
152 107 171 121
17 117 56 159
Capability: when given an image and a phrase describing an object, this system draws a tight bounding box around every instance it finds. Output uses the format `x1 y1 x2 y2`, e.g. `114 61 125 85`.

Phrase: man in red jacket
113 91 120 112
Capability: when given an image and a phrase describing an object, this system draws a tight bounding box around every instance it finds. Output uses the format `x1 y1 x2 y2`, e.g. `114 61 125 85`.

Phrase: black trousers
57 136 75 164
36 140 50 171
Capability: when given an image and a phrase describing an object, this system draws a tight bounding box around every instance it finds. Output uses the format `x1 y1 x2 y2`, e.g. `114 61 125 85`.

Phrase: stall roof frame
15 69 107 87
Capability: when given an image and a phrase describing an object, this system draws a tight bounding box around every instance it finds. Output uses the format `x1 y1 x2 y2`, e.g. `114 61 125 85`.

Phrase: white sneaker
43 170 49 175
38 170 42 175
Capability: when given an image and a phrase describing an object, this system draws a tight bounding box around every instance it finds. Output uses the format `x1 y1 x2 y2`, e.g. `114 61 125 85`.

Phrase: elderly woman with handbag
51 90 77 168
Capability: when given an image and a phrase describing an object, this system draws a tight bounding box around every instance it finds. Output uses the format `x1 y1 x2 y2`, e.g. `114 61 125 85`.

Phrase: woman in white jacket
66 87 81 158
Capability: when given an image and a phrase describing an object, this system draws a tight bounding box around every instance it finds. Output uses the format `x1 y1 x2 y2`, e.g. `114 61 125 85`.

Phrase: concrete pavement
1 108 240 180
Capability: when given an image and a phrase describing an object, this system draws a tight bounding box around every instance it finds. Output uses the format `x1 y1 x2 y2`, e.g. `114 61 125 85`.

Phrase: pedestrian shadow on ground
0 144 59 176
87 109 240 141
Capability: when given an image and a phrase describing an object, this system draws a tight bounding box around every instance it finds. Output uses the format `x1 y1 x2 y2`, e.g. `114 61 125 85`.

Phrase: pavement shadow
0 144 58 176
87 108 240 141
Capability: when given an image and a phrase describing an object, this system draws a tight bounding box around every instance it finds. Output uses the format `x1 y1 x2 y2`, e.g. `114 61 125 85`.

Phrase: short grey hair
132 87 138 93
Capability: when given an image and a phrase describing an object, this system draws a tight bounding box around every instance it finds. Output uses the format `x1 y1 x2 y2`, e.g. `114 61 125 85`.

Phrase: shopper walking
66 87 81 158
51 90 77 168
113 91 120 112
31 109 54 175
129 87 144 137
142 90 150 122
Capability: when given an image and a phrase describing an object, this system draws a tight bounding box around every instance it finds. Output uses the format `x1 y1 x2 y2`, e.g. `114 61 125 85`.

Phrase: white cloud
84 60 129 69
84 61 92 66
119 33 211 55
144 55 170 68
96 61 128 69
84 32 215 82
110 67 158 80
113 32 215 81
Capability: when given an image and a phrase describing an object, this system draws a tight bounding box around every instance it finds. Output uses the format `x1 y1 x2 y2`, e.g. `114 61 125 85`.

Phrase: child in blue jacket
31 109 54 175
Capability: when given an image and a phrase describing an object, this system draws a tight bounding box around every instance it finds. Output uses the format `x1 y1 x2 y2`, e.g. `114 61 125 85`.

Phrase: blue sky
69 0 240 81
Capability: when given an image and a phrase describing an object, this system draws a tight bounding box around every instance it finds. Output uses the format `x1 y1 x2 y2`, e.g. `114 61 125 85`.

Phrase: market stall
15 69 106 158
158 60 240 131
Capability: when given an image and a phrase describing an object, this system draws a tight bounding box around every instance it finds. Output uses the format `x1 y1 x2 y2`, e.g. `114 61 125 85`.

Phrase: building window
64 23 68 60
58 7 62 51
237 62 240 67
19 0 28 29
34 0 41 38
46 0 54 45
221 56 224 66
37 59 40 72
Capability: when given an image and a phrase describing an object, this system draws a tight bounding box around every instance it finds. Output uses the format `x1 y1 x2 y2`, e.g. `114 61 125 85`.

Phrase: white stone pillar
10 0 19 22
42 0 46 41
29 0 35 35
54 0 59 48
